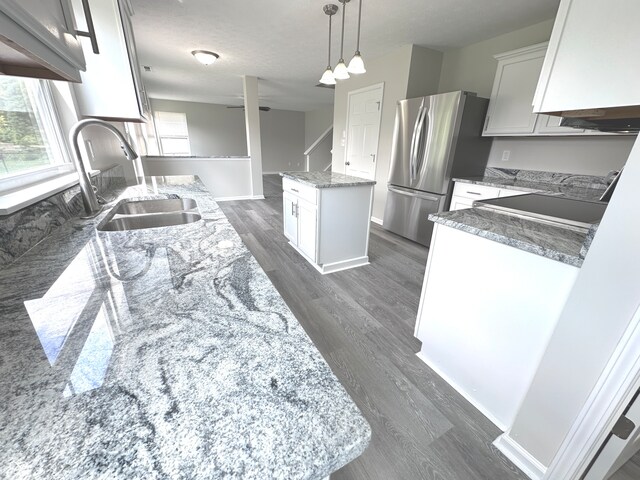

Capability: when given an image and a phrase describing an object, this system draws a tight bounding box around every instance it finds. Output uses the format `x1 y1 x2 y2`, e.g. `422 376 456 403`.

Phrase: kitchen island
414 202 597 430
0 176 370 479
280 172 375 274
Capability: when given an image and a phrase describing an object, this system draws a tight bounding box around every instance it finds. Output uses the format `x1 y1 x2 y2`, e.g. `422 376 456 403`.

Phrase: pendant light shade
319 4 338 85
335 0 350 80
347 0 366 74
348 52 366 74
320 66 336 85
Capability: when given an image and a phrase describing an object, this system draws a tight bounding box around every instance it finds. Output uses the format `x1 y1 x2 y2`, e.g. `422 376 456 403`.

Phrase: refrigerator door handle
416 110 430 178
388 185 441 203
409 104 426 182
411 106 428 182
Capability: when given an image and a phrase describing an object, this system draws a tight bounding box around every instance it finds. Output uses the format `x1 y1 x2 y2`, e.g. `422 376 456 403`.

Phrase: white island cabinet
415 220 580 430
281 172 375 274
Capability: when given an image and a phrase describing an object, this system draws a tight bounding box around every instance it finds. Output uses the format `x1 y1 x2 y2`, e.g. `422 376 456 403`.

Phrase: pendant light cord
355 0 362 53
339 1 346 60
328 12 332 66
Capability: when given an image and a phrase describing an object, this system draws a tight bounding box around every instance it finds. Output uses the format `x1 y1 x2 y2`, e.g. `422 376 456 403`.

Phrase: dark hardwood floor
218 174 528 480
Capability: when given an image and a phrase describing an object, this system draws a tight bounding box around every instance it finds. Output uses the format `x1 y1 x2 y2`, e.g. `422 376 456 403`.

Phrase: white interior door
585 389 640 480
345 84 383 180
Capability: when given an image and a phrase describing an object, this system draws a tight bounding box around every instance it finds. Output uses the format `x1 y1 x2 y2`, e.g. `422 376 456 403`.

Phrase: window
0 77 70 181
154 111 191 156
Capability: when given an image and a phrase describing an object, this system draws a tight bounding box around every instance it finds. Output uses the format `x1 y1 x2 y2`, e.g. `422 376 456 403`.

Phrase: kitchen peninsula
414 190 604 430
0 176 370 478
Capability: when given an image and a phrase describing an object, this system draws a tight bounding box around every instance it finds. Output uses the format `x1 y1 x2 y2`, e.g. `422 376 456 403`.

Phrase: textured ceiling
130 0 560 112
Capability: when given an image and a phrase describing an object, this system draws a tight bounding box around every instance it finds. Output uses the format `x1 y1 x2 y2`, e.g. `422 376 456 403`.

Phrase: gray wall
150 98 247 156
150 98 305 173
332 44 443 220
305 106 333 150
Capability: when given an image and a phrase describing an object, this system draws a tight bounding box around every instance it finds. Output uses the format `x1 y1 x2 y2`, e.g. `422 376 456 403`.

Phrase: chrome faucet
69 119 138 218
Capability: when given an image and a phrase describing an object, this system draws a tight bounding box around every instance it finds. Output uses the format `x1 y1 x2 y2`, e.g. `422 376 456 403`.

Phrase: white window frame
0 79 73 193
154 111 191 156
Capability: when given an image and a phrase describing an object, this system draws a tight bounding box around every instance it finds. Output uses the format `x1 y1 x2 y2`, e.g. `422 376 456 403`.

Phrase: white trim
494 433 546 480
263 170 299 175
304 125 333 156
288 241 369 275
0 170 99 215
214 195 264 201
543 302 640 479
416 351 507 431
144 156 251 162
370 216 383 225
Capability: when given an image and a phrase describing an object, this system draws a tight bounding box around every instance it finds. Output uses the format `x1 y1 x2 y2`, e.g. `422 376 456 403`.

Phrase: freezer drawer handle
388 186 440 203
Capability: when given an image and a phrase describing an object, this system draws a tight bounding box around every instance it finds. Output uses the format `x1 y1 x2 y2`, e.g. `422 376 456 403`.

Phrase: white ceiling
130 0 560 112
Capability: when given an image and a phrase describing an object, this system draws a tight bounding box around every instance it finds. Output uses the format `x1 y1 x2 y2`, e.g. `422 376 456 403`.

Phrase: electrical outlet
501 150 511 162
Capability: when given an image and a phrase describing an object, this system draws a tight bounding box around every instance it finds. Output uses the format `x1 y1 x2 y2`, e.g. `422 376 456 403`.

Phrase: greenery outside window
0 77 71 190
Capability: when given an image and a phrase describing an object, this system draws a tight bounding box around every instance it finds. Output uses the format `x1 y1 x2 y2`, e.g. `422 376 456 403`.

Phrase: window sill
0 170 98 216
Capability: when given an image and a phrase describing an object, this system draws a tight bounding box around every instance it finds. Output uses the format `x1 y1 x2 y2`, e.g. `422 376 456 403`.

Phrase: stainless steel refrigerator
382 91 492 246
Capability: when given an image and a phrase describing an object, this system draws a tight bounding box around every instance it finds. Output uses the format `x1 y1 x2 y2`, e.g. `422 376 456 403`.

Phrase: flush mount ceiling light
347 0 366 74
319 4 338 85
191 50 219 65
333 0 350 80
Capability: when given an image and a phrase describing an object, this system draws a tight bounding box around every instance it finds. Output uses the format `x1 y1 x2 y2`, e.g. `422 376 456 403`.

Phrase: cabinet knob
345 161 351 166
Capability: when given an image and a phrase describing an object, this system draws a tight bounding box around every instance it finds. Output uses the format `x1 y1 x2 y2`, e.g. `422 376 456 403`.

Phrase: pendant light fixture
347 0 366 74
319 4 338 85
333 0 350 80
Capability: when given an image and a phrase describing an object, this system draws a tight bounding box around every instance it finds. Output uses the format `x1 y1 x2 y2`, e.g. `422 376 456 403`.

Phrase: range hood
551 106 640 133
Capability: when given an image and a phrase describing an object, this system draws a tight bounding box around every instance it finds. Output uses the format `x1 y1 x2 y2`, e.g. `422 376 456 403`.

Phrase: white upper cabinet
533 0 640 114
483 41 620 137
0 0 86 81
71 0 150 122
483 43 548 136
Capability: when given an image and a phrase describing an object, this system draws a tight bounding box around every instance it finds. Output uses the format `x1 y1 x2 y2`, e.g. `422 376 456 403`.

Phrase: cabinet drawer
452 182 501 200
283 177 317 205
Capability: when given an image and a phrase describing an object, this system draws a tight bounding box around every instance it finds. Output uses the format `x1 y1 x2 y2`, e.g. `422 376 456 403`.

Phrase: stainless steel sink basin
99 212 201 231
97 197 201 232
114 198 197 215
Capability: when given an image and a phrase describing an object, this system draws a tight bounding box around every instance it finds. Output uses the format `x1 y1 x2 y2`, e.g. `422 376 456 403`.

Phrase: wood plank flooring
218 175 528 480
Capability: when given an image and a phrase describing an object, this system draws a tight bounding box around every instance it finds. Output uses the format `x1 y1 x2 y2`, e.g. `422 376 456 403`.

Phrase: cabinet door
297 199 317 262
71 0 147 121
449 196 474 211
535 114 585 135
483 43 547 136
283 192 298 245
533 0 640 114
0 0 85 81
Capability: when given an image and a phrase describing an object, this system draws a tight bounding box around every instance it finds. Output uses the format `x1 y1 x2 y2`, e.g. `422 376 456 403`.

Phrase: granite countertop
429 208 590 267
281 171 376 188
0 176 370 479
453 175 606 202
144 155 250 159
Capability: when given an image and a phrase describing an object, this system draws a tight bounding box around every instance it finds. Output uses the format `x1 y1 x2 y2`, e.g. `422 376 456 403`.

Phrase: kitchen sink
97 197 201 232
114 198 198 215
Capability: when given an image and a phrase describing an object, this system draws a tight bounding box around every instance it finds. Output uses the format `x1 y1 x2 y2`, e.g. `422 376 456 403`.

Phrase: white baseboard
215 194 265 201
288 242 369 274
415 351 508 431
493 433 546 480
370 216 383 225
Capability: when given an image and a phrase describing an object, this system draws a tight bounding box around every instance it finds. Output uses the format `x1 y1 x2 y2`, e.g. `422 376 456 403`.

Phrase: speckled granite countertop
453 173 607 202
281 172 376 188
429 208 590 267
0 176 370 479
